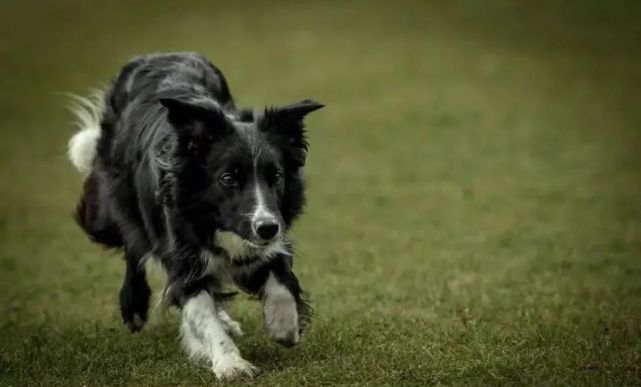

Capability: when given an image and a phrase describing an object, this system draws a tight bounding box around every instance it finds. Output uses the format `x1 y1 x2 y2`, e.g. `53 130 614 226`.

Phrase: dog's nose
254 220 279 241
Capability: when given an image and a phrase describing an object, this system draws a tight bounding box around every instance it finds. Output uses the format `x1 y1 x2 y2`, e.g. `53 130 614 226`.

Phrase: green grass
1 0 641 385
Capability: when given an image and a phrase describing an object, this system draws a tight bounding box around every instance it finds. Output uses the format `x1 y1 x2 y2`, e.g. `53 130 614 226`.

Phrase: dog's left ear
260 99 324 166
160 96 230 137
160 95 233 157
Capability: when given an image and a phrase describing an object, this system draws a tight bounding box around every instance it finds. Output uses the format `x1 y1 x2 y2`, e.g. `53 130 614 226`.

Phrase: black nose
255 221 279 241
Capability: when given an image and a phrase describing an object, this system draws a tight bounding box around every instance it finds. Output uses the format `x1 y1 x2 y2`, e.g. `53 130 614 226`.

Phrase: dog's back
70 52 236 248
70 52 235 169
108 53 236 118
101 53 237 163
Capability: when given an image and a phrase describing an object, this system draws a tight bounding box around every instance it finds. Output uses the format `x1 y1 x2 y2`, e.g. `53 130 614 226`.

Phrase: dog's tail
67 89 105 173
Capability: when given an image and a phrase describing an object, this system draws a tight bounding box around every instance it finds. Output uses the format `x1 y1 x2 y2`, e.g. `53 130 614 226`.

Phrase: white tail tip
67 89 105 173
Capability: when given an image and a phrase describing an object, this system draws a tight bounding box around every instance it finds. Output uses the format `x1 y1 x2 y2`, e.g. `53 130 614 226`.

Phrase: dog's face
160 96 322 256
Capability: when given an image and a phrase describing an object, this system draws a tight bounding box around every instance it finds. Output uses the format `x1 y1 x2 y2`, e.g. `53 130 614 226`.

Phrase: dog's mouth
244 239 275 248
214 230 287 262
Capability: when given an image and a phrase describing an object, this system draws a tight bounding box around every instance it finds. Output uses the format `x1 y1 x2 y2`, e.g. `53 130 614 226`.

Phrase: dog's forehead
233 121 255 141
232 122 278 163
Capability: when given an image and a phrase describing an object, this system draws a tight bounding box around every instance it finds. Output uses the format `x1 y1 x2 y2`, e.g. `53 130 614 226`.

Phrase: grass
1 0 641 385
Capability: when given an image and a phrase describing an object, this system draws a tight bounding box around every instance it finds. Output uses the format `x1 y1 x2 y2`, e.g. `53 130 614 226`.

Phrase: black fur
73 52 322 333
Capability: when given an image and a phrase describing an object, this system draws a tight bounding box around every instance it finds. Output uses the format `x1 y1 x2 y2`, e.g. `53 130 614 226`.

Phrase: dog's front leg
181 290 258 380
235 255 311 347
258 255 311 347
263 271 301 347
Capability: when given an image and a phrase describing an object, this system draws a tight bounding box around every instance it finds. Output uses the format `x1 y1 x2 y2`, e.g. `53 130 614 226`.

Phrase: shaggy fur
68 52 322 380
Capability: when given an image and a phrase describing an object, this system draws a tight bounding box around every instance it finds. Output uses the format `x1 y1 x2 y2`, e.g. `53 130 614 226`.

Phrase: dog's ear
160 95 231 143
260 99 324 167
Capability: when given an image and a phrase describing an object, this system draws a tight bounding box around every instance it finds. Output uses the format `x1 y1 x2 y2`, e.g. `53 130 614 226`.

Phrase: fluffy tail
67 89 105 173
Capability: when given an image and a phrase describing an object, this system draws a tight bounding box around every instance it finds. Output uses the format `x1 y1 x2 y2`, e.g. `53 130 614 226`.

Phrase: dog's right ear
159 96 231 142
260 99 324 167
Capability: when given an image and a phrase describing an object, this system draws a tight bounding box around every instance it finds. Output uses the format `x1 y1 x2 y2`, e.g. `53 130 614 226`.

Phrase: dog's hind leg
75 172 123 248
106 174 154 332
119 247 152 332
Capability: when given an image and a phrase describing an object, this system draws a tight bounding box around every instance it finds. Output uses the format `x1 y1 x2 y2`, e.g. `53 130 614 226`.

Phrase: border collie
67 52 323 380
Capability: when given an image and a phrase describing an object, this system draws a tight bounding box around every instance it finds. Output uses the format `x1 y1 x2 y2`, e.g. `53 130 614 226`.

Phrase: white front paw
212 354 259 381
217 310 244 337
223 319 243 337
265 301 300 347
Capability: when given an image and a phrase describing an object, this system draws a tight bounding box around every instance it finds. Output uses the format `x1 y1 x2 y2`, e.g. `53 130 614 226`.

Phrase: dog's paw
124 313 146 332
223 318 244 337
212 354 259 381
217 310 243 337
265 300 300 347
119 280 151 333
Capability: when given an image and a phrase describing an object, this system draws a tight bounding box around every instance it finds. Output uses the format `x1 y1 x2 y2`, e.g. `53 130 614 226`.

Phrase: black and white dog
67 52 323 380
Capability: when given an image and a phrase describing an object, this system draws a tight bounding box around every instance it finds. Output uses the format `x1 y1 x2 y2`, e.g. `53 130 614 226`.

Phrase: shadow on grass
0 316 354 385
1 320 196 385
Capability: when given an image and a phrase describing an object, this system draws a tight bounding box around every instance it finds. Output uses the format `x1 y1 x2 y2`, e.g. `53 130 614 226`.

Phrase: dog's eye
273 171 283 185
220 173 237 187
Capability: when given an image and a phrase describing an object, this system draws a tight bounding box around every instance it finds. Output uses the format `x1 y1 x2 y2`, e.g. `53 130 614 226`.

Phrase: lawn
1 1 641 385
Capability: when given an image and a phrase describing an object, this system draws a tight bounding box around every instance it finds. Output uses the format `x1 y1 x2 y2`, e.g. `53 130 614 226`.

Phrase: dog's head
160 93 323 259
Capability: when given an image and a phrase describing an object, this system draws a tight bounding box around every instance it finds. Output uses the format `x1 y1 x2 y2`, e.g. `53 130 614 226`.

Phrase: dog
67 52 323 380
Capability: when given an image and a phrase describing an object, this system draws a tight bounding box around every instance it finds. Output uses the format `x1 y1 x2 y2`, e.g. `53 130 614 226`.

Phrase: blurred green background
1 1 641 385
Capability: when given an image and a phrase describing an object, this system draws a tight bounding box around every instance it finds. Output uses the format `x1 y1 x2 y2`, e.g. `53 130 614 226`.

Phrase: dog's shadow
235 325 328 374
2 313 342 385
151 314 335 376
